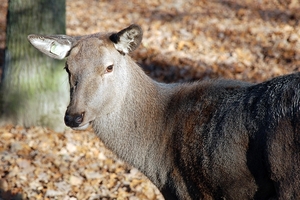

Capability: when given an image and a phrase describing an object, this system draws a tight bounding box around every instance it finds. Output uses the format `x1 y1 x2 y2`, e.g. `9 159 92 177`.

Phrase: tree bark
0 0 69 131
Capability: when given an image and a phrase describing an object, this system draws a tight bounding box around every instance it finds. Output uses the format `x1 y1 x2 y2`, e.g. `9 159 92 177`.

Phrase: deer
28 24 300 200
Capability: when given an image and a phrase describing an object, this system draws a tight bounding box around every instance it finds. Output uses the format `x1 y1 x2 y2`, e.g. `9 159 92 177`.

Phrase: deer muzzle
64 112 87 129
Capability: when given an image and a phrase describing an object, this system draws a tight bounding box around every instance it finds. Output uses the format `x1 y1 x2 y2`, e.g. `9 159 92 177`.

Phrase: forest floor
1 0 300 199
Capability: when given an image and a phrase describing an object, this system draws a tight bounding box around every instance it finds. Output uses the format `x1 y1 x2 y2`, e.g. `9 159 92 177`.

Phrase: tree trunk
0 0 69 131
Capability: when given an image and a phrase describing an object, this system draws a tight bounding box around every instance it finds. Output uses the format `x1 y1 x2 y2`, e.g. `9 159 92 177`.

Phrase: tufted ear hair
27 34 77 60
109 24 143 54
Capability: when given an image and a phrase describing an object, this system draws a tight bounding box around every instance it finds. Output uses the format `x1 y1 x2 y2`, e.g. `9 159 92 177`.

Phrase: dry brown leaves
66 0 300 83
0 125 163 200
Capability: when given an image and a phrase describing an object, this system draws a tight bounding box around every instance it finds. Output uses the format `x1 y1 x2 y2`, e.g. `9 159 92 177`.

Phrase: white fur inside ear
28 35 72 60
113 26 142 54
50 41 71 58
114 31 135 54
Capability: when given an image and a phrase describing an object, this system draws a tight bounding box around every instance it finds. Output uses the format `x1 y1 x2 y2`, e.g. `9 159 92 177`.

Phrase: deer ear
27 34 75 60
109 24 143 54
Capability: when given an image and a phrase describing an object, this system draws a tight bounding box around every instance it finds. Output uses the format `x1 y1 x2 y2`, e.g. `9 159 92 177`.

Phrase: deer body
28 25 300 199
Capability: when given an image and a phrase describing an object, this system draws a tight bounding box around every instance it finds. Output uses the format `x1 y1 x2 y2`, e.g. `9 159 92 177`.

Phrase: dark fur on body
163 74 300 199
28 25 300 200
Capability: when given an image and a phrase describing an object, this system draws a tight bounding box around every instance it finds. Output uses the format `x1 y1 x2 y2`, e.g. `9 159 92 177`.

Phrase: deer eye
105 64 113 73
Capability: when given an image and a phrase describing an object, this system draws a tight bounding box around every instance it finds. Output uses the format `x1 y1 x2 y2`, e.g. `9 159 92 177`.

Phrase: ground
0 0 300 199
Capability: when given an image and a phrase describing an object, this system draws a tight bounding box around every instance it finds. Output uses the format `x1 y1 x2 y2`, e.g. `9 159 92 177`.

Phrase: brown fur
28 25 300 200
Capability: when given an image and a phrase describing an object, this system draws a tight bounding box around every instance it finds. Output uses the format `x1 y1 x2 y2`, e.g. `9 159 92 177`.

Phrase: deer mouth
72 122 91 130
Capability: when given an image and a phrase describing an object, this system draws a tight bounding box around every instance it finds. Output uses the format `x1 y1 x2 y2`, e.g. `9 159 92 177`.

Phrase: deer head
28 25 143 130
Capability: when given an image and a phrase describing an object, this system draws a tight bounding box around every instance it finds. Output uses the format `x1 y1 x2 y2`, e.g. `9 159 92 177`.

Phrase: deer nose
64 112 84 127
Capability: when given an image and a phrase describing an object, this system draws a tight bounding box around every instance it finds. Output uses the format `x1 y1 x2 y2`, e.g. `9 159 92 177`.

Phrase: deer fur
28 24 300 200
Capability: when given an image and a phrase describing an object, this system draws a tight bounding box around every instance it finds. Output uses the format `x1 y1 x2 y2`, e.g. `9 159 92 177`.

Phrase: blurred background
0 0 299 199
65 0 300 83
2 0 300 84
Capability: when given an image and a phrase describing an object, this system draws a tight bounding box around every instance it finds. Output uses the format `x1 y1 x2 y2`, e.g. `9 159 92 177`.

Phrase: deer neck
92 57 174 188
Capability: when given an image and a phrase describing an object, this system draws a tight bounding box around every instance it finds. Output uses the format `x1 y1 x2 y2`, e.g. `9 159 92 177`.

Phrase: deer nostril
64 112 84 127
74 113 84 124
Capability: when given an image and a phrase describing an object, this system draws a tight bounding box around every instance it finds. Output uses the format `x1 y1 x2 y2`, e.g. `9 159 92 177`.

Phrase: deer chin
72 122 91 131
